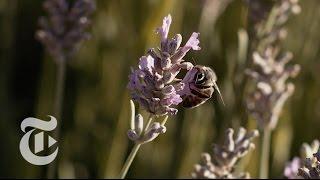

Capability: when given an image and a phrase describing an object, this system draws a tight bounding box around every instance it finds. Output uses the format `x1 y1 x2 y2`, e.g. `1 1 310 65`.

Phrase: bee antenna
213 82 225 106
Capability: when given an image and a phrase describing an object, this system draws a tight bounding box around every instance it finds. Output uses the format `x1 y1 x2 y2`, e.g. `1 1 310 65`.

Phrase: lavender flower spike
128 14 201 116
192 127 259 179
36 0 96 63
283 140 320 179
298 148 320 179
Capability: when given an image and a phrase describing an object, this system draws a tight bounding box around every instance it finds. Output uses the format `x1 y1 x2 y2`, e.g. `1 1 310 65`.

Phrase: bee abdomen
190 89 211 98
182 95 208 108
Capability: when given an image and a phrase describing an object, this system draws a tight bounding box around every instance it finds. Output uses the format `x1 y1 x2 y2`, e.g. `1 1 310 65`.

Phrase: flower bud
179 62 194 70
167 34 182 55
139 122 166 144
134 114 144 135
127 129 139 141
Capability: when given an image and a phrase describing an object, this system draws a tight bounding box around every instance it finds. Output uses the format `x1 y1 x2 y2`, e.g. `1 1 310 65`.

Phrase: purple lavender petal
139 55 154 73
128 69 144 91
170 94 183 105
156 14 172 42
184 32 201 51
171 32 200 63
161 93 182 106
284 157 301 179
127 72 137 90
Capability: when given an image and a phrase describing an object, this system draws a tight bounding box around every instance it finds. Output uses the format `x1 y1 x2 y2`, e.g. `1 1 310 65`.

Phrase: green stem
119 143 141 179
119 114 153 179
259 127 271 179
161 115 168 126
144 114 154 132
47 59 66 179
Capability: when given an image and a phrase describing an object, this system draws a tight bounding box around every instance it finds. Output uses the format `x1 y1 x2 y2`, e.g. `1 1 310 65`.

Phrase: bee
180 65 225 108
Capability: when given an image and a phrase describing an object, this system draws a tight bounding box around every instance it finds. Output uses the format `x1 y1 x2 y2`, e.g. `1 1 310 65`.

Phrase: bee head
194 65 225 106
194 65 217 86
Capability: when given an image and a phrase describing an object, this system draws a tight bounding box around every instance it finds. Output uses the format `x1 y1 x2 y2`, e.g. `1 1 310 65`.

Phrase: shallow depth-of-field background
0 0 320 178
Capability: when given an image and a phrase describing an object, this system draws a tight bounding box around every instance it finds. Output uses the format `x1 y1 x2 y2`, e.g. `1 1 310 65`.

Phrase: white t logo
19 116 59 165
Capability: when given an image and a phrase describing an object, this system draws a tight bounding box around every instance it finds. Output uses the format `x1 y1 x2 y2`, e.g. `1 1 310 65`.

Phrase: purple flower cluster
246 48 300 129
192 128 259 179
284 140 320 179
127 113 167 145
36 0 96 62
298 148 320 179
128 14 201 116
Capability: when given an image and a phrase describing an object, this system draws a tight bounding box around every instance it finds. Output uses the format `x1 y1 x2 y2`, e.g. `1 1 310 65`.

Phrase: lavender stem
143 114 154 132
48 59 66 178
161 116 168 126
259 127 271 179
119 143 141 179
119 114 153 179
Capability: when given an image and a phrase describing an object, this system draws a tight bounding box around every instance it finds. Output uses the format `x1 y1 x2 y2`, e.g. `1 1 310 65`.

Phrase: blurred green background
0 0 320 178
